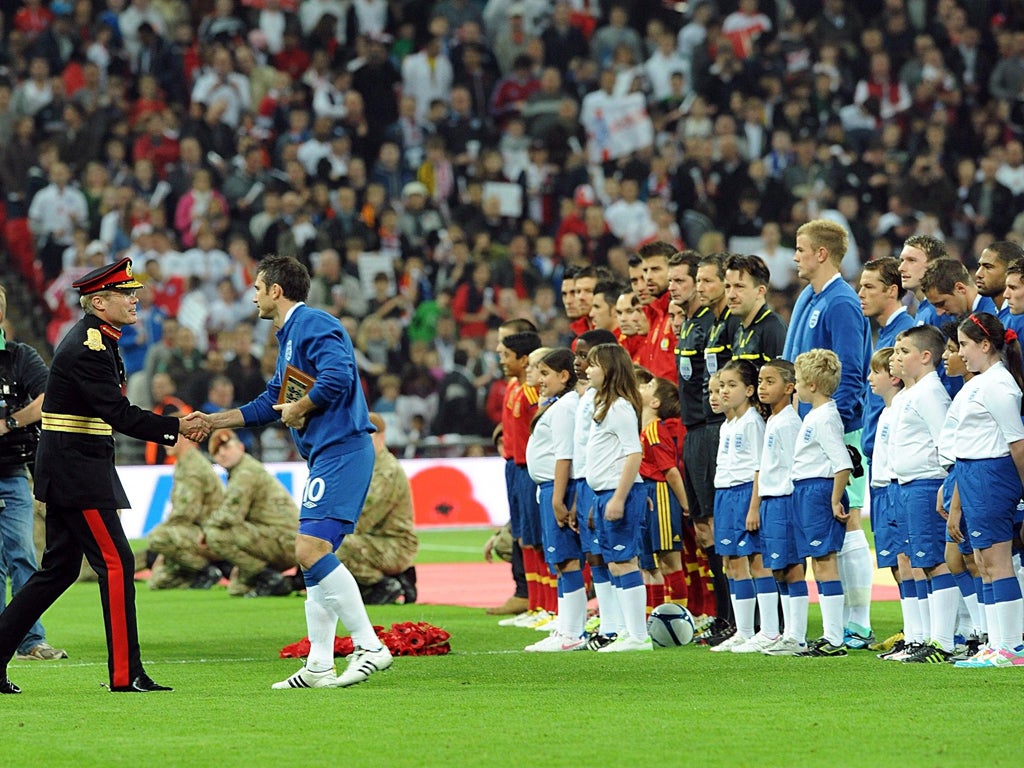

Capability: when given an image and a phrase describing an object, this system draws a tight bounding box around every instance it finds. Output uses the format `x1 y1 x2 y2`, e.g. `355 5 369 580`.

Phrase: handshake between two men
177 399 312 443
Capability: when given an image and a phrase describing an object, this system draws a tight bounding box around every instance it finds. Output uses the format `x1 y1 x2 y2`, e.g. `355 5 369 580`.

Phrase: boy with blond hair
791 349 854 657
785 220 873 652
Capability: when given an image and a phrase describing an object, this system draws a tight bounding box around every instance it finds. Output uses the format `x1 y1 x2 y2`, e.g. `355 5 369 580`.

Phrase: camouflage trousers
147 521 210 590
205 523 296 596
148 558 198 590
337 534 417 586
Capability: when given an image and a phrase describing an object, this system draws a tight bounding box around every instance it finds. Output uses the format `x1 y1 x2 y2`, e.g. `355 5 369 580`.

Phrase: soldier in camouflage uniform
205 429 298 596
146 428 225 590
337 414 418 604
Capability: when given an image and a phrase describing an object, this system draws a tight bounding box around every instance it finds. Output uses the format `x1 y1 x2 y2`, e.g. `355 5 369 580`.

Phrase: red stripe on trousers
83 509 130 688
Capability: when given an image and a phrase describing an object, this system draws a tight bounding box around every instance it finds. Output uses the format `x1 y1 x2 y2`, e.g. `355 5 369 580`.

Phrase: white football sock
837 544 851 627
733 594 755 640
818 593 845 647
962 592 983 635
317 561 380 650
985 600 1001 648
561 586 588 639
993 600 1024 650
953 592 975 637
978 587 989 635
594 579 623 635
617 583 649 641
1015 554 1024 610
780 593 792 639
917 583 931 643
555 593 567 635
732 578 756 640
840 530 873 629
901 594 920 644
756 582 780 638
304 585 338 672
929 581 959 652
787 593 809 645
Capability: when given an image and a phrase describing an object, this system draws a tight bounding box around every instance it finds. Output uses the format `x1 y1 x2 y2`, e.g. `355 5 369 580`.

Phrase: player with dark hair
495 329 547 628
561 267 589 338
899 234 949 327
197 254 386 690
590 280 624 333
975 241 1024 326
1002 257 1024 337
572 266 605 336
921 259 998 319
488 318 540 618
638 241 680 381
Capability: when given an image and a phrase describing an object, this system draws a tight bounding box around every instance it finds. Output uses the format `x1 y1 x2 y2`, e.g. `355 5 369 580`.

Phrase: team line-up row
492 223 1024 665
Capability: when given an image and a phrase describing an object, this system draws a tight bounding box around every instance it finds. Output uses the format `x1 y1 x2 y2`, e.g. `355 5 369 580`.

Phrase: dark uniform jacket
35 314 179 509
730 306 787 368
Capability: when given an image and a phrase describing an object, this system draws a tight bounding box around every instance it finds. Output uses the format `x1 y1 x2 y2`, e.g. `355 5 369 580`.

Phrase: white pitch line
9 650 525 672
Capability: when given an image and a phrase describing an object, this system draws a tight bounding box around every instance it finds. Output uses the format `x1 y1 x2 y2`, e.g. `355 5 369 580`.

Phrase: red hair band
968 314 991 337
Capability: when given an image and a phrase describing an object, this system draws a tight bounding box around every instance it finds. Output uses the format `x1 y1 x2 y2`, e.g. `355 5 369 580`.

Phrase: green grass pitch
3 529 1020 767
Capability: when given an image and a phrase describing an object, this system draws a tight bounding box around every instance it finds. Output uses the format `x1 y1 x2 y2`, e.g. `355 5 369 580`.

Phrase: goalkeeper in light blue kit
200 254 389 689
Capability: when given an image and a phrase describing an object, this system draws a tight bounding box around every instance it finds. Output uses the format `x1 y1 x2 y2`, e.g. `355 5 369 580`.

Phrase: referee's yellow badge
84 328 106 351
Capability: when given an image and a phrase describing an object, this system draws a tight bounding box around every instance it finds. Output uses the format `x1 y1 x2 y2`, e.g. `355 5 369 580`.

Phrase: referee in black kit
0 257 208 695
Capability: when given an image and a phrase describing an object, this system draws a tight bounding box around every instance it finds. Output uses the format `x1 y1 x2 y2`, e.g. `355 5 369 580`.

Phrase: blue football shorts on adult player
298 438 375 549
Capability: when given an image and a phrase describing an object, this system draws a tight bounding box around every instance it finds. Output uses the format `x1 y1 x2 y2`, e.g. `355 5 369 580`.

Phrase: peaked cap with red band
72 257 144 295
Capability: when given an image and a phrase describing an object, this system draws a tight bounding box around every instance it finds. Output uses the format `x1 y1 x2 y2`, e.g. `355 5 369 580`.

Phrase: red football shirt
500 378 521 460
509 383 539 465
640 418 679 482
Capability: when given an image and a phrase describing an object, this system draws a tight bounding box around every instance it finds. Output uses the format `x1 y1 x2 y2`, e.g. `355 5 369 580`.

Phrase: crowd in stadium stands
2 0 1024 458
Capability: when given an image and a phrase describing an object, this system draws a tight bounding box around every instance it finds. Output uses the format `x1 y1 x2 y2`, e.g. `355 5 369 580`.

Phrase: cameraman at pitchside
0 283 68 663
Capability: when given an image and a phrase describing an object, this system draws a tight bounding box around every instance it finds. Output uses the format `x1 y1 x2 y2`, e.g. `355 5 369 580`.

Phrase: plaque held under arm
278 364 316 405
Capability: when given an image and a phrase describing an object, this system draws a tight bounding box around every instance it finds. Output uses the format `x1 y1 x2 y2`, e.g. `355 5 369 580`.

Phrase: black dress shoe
246 568 293 597
360 577 404 605
110 674 173 692
1 676 21 694
189 564 223 590
396 566 418 604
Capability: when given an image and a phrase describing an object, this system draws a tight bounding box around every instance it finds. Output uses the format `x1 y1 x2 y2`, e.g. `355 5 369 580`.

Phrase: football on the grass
647 603 696 647
492 524 513 563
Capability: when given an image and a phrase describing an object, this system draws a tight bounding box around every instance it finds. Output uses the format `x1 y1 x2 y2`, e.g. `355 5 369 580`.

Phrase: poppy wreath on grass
279 622 451 659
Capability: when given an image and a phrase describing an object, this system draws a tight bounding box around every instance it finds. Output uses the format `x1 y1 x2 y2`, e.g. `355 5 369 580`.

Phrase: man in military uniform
0 283 67 662
338 414 419 604
0 257 208 695
205 429 298 597
146 418 226 590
